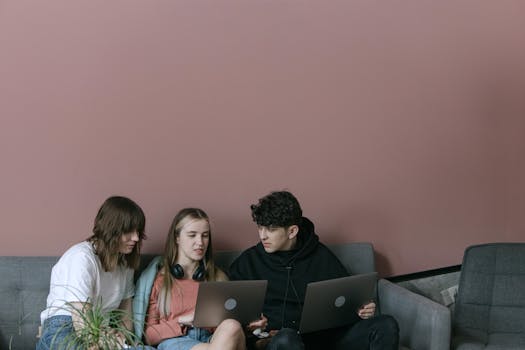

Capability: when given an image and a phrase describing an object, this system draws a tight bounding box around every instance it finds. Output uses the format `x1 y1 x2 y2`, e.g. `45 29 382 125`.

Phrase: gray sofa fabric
0 256 59 350
379 279 451 350
452 243 525 350
1 242 450 350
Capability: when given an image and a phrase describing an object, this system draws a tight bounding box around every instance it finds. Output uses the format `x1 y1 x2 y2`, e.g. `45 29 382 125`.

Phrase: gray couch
452 243 525 349
1 242 450 350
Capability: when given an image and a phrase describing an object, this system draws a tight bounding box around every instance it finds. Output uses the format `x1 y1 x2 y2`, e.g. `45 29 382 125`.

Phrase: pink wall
1 1 524 276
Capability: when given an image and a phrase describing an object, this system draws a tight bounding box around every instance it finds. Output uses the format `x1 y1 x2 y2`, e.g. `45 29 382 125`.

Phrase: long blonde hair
157 208 226 316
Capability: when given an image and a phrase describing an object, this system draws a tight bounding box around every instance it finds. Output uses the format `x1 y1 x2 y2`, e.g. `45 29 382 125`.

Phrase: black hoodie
229 217 349 330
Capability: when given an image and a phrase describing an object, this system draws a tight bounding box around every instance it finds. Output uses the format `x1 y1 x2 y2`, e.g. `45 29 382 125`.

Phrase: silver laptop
299 272 378 333
193 280 268 328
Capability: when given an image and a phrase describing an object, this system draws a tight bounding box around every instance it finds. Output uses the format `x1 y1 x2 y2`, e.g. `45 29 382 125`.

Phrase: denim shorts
36 315 155 350
157 328 212 350
36 315 80 350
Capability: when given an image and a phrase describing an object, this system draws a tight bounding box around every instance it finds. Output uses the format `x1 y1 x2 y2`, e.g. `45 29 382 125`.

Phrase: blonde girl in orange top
143 208 245 350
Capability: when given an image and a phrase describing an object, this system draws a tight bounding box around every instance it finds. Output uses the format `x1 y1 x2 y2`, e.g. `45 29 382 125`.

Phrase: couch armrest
378 279 451 350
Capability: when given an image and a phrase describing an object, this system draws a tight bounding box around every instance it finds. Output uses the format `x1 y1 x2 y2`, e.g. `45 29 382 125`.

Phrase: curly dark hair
250 191 303 227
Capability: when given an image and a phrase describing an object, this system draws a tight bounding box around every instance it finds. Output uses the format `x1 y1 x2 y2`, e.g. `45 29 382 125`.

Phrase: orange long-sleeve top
144 273 199 346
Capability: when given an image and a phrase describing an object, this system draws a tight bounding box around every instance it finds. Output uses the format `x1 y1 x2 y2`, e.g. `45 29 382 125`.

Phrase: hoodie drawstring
281 266 292 328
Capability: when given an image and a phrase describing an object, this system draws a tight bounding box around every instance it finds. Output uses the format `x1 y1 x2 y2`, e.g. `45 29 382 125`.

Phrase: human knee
377 315 399 334
220 318 243 332
370 314 399 342
217 318 244 337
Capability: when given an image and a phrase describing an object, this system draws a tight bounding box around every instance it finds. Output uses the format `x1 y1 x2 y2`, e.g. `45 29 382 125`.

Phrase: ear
287 225 299 240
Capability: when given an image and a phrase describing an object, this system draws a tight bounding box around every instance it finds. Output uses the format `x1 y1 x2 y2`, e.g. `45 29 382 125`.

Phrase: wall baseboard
386 264 461 283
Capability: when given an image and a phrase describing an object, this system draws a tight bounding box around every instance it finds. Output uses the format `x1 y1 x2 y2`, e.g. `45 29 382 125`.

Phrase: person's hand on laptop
247 315 275 349
358 301 376 319
178 312 195 326
247 313 268 332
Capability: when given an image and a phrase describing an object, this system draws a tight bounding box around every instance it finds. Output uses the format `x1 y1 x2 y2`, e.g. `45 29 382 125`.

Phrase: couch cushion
0 256 58 350
453 243 525 349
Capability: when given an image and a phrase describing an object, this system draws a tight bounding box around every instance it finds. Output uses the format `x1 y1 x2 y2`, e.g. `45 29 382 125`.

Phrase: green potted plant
49 298 146 350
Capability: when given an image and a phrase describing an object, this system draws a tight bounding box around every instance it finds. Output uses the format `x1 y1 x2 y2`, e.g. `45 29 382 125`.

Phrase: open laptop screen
193 280 268 328
299 272 378 334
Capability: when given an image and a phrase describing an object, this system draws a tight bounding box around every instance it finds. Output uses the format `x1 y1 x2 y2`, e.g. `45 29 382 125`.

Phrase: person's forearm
118 298 134 331
69 302 90 332
145 319 185 345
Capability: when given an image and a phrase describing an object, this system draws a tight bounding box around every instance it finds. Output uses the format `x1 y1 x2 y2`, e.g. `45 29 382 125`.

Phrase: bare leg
192 319 246 350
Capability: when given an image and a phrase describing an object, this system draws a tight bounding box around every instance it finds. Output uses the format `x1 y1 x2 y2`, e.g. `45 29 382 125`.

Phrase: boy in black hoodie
229 191 399 350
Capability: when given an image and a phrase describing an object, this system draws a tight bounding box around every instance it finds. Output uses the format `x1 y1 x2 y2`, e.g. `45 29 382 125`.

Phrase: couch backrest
0 256 59 350
0 242 374 350
453 243 525 347
325 242 375 274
